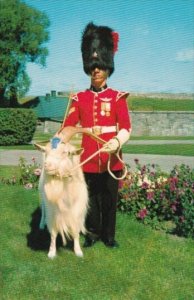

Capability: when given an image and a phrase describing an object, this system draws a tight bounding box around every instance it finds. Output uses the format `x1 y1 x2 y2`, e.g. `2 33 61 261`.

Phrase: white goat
35 141 88 259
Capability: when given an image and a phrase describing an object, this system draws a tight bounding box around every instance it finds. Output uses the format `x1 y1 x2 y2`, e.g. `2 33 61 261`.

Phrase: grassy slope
0 183 193 300
127 96 194 111
122 144 194 156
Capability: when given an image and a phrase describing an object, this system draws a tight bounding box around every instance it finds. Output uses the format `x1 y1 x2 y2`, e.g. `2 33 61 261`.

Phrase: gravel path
1 149 193 173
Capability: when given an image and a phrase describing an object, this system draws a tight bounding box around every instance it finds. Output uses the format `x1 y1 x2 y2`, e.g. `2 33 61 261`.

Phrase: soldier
62 22 132 248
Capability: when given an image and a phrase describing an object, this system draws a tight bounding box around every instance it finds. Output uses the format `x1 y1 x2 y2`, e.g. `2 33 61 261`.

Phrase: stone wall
36 112 194 136
130 111 194 136
36 120 62 134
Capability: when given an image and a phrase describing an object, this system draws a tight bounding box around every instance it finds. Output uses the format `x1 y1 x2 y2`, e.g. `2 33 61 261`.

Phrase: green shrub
118 162 170 230
0 108 37 145
118 161 194 238
168 164 194 238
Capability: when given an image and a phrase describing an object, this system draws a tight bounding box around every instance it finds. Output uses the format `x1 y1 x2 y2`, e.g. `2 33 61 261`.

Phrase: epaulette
70 93 79 102
116 91 129 101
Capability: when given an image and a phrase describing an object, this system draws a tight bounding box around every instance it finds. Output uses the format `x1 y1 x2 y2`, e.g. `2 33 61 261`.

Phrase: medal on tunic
100 102 106 116
101 102 111 117
105 103 111 116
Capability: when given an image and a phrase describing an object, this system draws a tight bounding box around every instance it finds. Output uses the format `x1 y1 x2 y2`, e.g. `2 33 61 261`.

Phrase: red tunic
63 87 131 173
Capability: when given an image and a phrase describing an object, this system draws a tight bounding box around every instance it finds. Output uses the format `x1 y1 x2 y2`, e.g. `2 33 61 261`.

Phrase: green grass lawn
0 143 194 157
0 182 193 300
122 144 194 156
130 136 194 140
127 96 194 111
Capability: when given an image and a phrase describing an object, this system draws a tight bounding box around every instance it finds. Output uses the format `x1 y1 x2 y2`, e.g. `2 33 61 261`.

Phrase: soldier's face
90 68 108 87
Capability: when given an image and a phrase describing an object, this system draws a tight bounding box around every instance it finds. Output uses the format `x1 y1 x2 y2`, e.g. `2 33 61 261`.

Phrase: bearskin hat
81 22 119 76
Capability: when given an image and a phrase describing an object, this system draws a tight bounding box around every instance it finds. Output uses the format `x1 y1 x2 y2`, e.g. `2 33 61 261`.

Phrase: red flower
137 208 148 219
147 191 154 201
142 181 149 189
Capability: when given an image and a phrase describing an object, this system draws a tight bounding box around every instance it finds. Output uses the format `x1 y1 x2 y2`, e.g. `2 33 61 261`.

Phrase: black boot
103 239 119 248
83 235 99 248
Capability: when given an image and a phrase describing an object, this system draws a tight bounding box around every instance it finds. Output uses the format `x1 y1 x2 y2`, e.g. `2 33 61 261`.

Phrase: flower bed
0 157 193 238
0 157 41 189
118 160 194 239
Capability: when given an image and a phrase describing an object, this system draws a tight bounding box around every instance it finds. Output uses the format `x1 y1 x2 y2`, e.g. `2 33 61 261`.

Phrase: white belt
85 126 117 135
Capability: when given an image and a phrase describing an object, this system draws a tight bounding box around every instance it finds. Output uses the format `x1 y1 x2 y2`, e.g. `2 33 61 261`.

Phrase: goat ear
72 148 84 155
34 143 46 152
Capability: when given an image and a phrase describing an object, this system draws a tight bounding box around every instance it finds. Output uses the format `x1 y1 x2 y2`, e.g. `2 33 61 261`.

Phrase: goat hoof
75 251 83 257
48 251 56 259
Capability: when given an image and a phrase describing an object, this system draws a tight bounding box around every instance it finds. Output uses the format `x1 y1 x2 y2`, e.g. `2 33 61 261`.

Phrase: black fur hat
81 22 119 76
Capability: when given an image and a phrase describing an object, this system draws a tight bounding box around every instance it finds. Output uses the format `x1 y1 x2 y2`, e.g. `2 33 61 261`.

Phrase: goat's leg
73 235 83 257
48 230 57 259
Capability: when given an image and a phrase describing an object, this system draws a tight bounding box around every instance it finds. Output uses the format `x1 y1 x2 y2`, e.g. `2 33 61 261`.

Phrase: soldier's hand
102 138 120 154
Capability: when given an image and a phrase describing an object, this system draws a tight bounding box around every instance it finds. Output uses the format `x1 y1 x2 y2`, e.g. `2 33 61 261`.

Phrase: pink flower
34 168 42 176
137 208 148 219
171 204 177 212
179 216 185 223
150 172 155 177
142 181 149 189
169 177 178 190
147 191 154 201
160 192 165 199
170 184 176 192
141 165 146 175
24 183 33 189
183 181 189 187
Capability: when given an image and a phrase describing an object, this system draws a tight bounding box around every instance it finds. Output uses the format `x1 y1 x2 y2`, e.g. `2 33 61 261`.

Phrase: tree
0 0 50 107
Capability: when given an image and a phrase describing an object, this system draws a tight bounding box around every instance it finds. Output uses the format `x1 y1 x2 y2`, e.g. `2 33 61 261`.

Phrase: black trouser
84 171 121 241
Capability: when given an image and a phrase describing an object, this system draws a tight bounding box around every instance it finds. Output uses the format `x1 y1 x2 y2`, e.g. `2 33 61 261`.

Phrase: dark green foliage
169 164 194 238
0 0 49 106
0 108 37 145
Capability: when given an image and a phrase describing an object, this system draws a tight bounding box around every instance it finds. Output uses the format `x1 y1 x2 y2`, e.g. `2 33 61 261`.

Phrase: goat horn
58 126 106 144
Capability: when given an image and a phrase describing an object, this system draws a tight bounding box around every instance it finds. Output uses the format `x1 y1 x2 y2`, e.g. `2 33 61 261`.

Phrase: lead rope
70 147 127 181
107 151 128 180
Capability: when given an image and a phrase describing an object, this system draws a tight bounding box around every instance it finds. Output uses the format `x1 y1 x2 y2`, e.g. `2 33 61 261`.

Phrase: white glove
102 138 120 153
117 128 131 145
102 129 130 154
